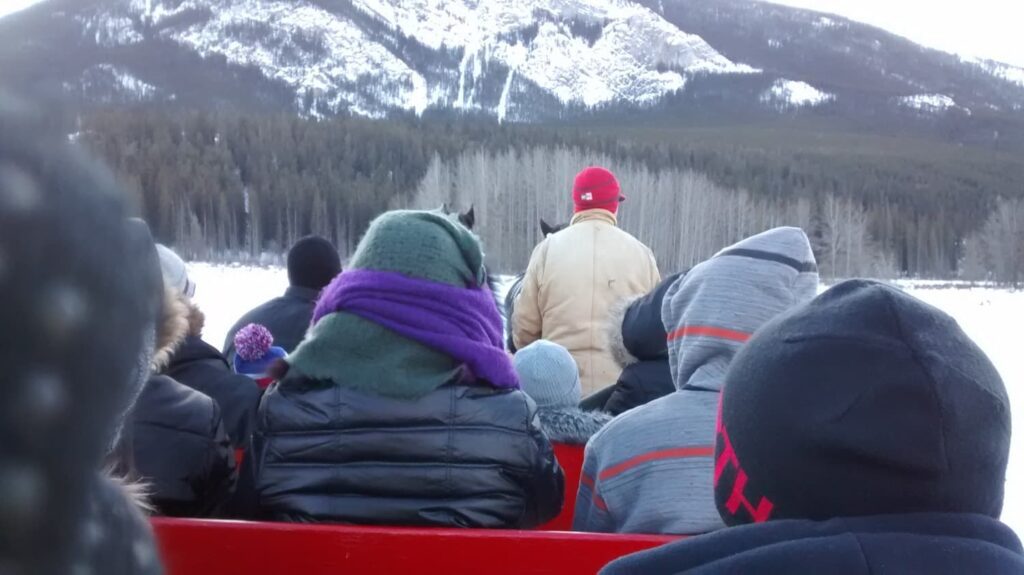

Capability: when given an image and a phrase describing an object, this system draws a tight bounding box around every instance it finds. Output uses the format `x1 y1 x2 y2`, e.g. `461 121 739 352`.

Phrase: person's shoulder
243 296 292 318
144 374 217 413
611 226 653 249
592 392 680 445
136 375 222 434
457 385 538 427
526 234 553 259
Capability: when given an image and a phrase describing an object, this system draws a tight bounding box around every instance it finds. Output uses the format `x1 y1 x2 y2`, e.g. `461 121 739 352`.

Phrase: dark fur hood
537 406 613 445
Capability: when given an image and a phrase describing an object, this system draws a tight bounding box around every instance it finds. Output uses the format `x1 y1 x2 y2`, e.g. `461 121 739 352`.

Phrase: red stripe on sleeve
666 325 752 343
599 446 715 481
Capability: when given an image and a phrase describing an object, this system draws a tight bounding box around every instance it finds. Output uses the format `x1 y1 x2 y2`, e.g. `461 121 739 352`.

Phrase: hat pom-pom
235 323 274 361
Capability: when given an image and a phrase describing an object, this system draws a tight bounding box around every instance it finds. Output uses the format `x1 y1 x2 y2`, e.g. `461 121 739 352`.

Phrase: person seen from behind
222 235 341 362
515 340 612 444
157 245 261 449
513 166 660 396
602 280 1023 574
246 209 564 527
575 227 819 535
129 243 237 517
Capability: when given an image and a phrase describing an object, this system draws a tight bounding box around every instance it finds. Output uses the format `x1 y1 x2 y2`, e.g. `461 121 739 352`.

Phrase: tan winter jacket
513 209 661 396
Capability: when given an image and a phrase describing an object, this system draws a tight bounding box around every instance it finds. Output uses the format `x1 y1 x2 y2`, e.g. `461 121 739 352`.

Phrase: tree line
78 109 1024 281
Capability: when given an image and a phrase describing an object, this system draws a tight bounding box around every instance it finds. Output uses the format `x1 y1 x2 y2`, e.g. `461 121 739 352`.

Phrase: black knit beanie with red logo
714 280 1010 526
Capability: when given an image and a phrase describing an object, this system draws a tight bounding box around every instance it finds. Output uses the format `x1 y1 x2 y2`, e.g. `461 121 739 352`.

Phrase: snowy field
189 263 1024 534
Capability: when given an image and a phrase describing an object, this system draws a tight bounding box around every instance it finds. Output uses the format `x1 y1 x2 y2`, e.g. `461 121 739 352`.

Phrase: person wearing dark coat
514 340 612 444
0 97 162 575
602 280 1024 574
222 236 341 362
157 244 261 449
130 279 237 518
247 210 564 528
164 329 261 449
583 270 685 415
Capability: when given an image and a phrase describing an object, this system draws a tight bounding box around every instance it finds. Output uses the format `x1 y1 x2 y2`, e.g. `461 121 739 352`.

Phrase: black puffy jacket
165 335 261 449
592 271 685 416
131 374 237 517
249 377 564 528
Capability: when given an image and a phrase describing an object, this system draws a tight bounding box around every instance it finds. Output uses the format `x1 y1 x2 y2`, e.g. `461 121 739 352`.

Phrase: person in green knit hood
243 209 564 528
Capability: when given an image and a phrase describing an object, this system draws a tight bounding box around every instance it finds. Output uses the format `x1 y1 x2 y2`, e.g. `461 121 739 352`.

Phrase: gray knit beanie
514 340 581 408
156 244 195 297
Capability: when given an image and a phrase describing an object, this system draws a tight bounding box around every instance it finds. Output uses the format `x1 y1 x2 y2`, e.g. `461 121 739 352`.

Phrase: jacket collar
285 285 321 302
571 209 617 227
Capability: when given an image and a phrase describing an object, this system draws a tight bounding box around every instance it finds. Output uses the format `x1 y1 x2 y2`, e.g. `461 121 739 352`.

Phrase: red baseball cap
572 166 625 213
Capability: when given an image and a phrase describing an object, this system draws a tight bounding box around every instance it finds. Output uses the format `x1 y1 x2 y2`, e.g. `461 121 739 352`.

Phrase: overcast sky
1 0 1022 67
0 0 40 19
761 0 1024 67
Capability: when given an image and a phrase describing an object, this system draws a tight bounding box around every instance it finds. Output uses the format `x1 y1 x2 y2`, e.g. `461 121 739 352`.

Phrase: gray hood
661 227 819 392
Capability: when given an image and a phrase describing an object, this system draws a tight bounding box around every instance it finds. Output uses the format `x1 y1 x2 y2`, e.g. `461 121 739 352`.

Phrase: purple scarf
312 269 519 390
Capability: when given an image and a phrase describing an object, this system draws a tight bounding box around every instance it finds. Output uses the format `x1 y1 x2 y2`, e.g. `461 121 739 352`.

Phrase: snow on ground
187 263 1024 533
189 264 289 351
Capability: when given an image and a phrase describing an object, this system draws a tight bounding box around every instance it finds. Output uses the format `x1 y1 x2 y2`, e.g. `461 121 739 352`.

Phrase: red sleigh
153 443 678 574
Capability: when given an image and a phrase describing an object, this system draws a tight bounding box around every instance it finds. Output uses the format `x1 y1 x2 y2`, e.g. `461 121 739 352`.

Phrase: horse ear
540 218 555 237
459 205 475 230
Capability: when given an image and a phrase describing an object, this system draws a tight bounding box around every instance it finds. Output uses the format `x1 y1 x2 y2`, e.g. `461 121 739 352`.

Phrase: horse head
539 218 567 237
440 203 476 231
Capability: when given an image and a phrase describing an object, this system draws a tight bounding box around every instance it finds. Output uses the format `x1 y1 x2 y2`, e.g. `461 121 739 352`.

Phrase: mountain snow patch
965 57 1024 88
76 14 143 47
351 0 758 108
762 79 833 108
165 0 431 114
899 94 957 112
813 16 842 30
87 0 760 116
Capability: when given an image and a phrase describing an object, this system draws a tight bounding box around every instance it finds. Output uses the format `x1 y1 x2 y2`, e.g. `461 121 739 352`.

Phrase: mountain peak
1 0 1022 121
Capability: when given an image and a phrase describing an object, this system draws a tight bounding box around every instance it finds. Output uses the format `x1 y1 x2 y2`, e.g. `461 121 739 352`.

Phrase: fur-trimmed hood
151 288 190 373
537 406 613 445
605 271 687 370
605 294 642 369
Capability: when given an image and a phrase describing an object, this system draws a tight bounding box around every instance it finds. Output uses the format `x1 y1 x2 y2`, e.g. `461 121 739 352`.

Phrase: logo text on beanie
714 406 774 523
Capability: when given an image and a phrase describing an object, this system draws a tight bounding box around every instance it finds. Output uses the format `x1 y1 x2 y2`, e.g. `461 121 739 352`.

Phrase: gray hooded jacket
573 227 819 535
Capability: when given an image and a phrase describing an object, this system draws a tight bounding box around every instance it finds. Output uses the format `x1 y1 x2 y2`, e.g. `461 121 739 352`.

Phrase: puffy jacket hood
661 227 818 392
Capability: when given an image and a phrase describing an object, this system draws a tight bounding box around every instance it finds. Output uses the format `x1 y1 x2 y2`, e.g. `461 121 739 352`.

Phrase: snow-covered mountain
22 0 759 119
2 0 1023 122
